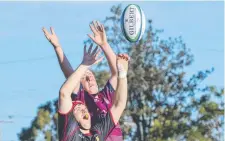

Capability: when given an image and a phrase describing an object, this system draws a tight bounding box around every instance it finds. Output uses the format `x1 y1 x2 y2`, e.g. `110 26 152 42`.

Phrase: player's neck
80 128 90 134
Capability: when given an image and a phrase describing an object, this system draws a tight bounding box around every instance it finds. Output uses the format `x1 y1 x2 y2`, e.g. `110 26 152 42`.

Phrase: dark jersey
71 81 123 139
58 109 116 141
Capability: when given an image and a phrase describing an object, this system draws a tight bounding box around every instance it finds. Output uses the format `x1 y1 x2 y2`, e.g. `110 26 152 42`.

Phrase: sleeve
92 110 116 140
101 80 115 104
58 112 68 141
58 111 80 141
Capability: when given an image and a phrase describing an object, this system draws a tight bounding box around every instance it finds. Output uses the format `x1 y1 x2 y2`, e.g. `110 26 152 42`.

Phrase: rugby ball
121 4 146 42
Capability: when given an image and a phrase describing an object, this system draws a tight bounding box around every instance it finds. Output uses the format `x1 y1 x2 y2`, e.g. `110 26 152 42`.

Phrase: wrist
80 63 91 69
118 72 127 78
53 44 61 49
100 42 109 48
118 76 127 79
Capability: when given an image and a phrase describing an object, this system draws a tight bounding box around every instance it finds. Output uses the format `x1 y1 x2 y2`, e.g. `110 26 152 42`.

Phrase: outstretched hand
116 54 130 78
42 27 60 48
81 43 103 66
88 21 108 47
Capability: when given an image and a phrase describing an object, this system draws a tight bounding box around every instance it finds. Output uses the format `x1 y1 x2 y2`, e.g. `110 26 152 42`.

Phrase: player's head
72 101 91 130
81 69 98 94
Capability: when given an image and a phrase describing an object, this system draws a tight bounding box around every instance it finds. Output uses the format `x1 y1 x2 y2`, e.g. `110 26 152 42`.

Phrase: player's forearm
101 43 117 76
60 64 89 98
54 46 74 78
113 77 128 110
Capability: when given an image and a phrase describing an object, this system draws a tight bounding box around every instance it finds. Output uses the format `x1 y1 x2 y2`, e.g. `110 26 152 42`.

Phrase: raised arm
42 27 80 93
59 44 103 113
110 54 129 124
88 21 118 89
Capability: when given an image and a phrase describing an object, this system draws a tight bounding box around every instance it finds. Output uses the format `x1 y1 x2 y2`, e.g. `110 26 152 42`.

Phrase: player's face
73 104 91 130
81 70 98 94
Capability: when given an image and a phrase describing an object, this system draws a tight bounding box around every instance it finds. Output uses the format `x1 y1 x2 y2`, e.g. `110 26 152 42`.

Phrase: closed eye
74 107 81 113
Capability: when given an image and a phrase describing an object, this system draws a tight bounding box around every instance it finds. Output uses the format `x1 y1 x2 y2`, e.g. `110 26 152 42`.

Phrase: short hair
81 69 95 80
87 69 95 76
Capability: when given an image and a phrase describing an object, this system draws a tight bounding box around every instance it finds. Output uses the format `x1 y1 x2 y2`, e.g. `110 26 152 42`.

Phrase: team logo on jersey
95 136 99 141
78 133 84 138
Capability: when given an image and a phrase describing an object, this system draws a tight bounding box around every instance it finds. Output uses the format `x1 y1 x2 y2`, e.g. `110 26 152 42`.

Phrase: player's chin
89 87 98 94
81 122 91 130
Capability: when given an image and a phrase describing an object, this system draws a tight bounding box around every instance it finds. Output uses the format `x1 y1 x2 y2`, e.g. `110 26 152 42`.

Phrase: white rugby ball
121 4 146 42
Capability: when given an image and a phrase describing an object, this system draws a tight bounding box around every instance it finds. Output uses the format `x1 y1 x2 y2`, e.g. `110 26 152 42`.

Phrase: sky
0 1 223 141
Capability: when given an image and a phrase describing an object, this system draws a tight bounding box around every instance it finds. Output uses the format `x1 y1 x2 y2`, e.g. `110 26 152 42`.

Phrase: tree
18 101 58 141
18 4 224 141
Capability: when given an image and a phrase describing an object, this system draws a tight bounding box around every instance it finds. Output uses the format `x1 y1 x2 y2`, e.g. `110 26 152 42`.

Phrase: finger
122 54 126 59
87 34 96 42
123 54 130 61
121 54 127 59
96 21 102 32
42 27 47 33
88 43 93 54
50 27 56 35
119 54 129 61
118 54 126 60
94 56 104 64
123 54 128 58
84 44 87 54
94 49 102 59
43 32 50 40
89 24 98 35
101 24 105 33
118 54 123 58
44 34 50 40
93 20 99 32
91 46 98 56
118 56 123 60
42 27 50 37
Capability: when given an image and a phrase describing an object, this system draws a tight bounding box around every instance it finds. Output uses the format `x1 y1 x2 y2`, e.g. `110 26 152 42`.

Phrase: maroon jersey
72 81 123 141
